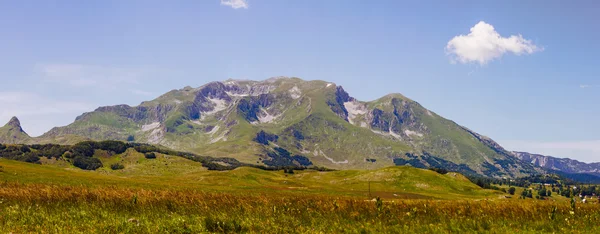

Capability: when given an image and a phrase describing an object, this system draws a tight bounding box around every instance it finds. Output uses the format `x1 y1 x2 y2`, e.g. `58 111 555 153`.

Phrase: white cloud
36 64 144 87
220 0 248 9
499 140 600 163
580 84 592 89
0 92 93 136
446 21 542 65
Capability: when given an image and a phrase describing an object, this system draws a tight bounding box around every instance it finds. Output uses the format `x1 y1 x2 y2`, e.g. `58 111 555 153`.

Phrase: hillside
0 77 539 177
0 117 31 144
0 158 498 199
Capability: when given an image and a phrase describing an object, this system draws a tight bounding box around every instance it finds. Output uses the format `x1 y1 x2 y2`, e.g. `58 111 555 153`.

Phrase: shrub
72 141 97 157
508 187 516 195
21 152 40 163
144 152 157 159
429 167 448 174
0 166 3 173
73 156 103 170
19 145 31 153
110 163 125 170
98 141 128 154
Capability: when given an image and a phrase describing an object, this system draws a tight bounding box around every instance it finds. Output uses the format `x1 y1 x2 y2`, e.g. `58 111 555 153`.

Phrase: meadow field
1 157 600 233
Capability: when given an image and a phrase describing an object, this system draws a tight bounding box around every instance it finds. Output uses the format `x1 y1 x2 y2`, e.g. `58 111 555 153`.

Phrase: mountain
514 151 600 177
0 117 31 144
1 77 540 177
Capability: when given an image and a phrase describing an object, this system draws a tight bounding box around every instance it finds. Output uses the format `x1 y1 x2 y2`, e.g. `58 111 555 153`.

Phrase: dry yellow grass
1 182 600 233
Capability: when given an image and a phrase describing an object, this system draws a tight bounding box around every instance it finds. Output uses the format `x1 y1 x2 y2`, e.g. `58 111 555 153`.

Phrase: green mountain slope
0 77 539 177
0 117 32 144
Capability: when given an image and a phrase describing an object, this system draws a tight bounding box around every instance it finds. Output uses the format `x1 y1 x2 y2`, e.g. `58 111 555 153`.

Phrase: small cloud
220 0 248 9
446 21 542 65
131 89 153 96
580 84 592 89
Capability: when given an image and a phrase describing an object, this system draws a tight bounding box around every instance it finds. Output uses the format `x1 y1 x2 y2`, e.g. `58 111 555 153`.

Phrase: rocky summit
1 77 540 177
0 117 31 144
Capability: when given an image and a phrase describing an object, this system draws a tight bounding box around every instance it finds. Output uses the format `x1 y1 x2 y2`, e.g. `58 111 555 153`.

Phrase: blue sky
1 0 599 162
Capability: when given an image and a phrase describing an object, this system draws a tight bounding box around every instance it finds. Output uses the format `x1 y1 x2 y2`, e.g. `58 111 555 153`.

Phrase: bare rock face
327 86 354 121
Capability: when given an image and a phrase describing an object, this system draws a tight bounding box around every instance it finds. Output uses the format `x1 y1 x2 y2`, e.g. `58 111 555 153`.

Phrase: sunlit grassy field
1 158 599 233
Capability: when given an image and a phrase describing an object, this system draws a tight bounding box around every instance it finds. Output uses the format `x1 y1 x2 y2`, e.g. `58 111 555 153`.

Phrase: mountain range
0 77 587 178
514 151 600 177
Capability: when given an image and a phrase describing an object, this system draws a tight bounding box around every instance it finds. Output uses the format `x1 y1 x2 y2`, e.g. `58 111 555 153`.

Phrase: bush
73 156 103 170
21 152 40 163
36 144 70 159
0 165 3 173
508 187 516 195
110 163 125 170
19 145 31 153
72 141 97 157
98 141 128 154
429 167 448 175
144 152 157 159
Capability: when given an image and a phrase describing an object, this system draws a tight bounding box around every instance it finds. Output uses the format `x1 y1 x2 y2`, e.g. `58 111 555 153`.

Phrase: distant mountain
514 151 600 177
0 77 541 177
0 117 31 144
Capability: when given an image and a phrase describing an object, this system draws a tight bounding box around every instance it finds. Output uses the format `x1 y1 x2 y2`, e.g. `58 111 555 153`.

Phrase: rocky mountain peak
6 116 23 130
0 116 31 144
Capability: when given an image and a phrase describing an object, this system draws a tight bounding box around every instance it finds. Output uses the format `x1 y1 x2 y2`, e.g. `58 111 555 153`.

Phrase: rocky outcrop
0 117 31 144
6 117 24 132
237 94 274 122
327 86 354 121
370 108 392 132
368 98 426 138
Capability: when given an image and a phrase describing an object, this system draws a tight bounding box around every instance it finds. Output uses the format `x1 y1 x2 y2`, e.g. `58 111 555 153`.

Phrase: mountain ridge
0 77 539 177
514 151 600 177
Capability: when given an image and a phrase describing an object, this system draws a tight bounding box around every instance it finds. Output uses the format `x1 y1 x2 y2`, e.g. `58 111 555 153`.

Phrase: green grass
2 158 600 233
0 158 497 199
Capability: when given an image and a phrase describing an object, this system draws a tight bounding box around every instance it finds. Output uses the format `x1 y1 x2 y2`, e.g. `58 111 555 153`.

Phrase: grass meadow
1 158 600 233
